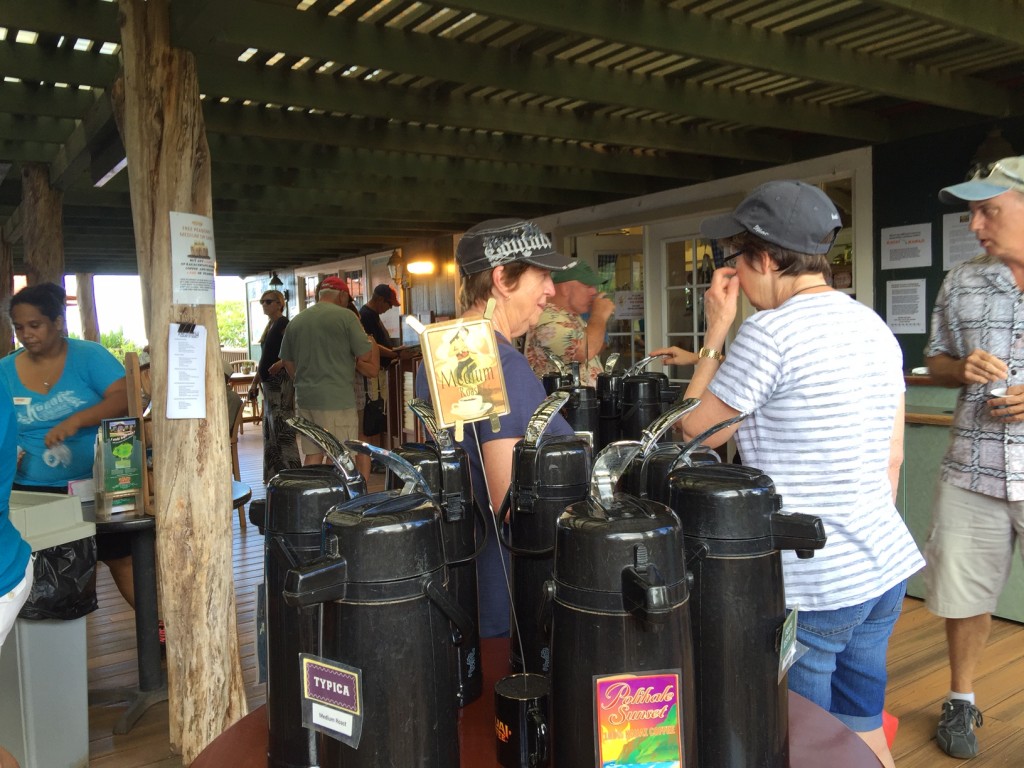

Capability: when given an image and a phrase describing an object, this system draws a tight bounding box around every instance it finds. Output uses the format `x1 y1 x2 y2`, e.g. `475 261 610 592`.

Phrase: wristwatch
698 346 725 362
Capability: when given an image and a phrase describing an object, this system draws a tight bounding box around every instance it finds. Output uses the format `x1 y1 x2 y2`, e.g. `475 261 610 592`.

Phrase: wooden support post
114 0 246 760
76 273 101 342
20 162 64 286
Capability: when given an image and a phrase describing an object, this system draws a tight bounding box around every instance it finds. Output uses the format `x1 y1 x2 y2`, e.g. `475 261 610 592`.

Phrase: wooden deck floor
81 429 1024 766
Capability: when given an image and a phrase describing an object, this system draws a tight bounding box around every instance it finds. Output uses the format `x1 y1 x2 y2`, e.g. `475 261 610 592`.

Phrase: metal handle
625 354 661 377
408 398 455 453
342 440 429 495
524 391 571 447
639 398 700 456
668 410 751 470
287 416 363 493
603 352 621 374
590 440 642 508
544 349 569 375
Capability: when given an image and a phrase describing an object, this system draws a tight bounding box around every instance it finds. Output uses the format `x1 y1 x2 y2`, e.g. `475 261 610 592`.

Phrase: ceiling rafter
439 0 1021 116
172 0 895 141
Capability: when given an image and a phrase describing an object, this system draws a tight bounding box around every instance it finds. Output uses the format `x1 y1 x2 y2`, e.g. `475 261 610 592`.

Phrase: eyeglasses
722 248 748 268
966 160 1024 185
260 298 278 305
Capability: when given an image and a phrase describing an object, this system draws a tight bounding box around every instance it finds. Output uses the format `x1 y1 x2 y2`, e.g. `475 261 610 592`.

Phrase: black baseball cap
456 218 576 276
700 180 842 255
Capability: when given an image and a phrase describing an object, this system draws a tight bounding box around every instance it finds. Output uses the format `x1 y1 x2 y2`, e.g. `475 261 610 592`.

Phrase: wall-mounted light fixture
406 254 436 276
268 271 290 304
387 249 407 288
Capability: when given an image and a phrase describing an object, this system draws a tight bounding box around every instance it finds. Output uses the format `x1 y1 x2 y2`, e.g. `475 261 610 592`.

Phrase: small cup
494 673 549 768
989 387 1009 399
457 394 483 411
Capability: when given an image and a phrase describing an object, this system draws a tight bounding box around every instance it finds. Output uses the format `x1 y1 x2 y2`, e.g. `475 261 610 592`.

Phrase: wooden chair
229 360 262 431
230 404 246 529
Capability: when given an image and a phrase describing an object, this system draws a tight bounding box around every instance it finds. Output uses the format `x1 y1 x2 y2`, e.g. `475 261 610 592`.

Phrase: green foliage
216 300 248 348
99 328 141 364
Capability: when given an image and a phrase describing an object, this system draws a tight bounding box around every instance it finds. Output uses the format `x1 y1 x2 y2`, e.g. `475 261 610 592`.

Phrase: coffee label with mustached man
415 314 510 439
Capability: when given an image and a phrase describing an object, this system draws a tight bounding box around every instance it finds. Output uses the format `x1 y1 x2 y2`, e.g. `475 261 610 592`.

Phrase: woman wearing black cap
653 181 921 768
415 218 575 638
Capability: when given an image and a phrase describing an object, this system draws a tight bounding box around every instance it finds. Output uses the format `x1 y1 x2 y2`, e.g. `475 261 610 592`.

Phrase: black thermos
508 433 590 673
261 467 362 768
390 442 482 706
549 493 698 768
283 489 472 768
668 464 826 768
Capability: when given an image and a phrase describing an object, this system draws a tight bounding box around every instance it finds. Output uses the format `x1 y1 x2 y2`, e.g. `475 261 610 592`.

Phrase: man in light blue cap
925 156 1024 759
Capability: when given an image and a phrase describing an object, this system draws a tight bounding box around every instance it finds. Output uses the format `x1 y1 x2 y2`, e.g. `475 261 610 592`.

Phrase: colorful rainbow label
594 671 683 768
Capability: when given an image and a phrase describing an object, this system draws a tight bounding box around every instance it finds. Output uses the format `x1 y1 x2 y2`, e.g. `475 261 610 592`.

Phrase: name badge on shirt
13 397 30 406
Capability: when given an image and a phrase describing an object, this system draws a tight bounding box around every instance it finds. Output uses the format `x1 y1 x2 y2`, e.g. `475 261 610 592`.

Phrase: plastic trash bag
18 536 99 620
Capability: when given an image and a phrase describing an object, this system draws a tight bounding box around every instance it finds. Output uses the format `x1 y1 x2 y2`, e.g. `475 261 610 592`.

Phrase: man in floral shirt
926 156 1024 759
525 262 615 385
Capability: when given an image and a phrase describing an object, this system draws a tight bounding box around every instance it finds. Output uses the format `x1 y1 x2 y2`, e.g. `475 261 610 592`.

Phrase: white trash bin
0 491 94 768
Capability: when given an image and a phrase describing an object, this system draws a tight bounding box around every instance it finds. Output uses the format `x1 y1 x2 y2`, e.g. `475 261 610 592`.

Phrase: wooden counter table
194 639 881 767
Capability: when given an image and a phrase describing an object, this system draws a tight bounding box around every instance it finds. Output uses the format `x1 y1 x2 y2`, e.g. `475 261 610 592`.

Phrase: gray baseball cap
700 180 842 255
456 218 576 276
939 156 1024 204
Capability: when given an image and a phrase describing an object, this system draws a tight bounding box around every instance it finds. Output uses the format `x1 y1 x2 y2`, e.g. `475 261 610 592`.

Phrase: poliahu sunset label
594 671 684 768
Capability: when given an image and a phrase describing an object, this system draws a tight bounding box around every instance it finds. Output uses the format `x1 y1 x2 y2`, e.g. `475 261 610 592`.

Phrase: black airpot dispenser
281 441 473 768
506 391 591 674
387 398 482 706
668 464 827 768
540 352 599 442
257 418 368 768
547 438 698 768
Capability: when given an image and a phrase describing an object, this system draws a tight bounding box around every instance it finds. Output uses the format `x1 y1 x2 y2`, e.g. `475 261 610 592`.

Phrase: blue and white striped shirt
709 291 923 611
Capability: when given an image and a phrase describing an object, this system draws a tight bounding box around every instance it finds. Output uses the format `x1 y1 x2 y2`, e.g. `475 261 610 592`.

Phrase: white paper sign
166 323 207 419
880 224 932 270
613 290 644 320
942 211 981 271
170 211 216 305
886 279 927 334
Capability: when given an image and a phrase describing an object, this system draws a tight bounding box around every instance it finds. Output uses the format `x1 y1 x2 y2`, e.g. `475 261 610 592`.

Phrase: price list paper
166 323 207 419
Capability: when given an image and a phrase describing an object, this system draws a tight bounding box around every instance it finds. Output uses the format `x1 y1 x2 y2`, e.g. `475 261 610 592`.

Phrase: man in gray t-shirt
279 276 374 464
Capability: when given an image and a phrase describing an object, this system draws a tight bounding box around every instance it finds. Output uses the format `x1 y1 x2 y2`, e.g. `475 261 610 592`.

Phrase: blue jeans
786 580 907 732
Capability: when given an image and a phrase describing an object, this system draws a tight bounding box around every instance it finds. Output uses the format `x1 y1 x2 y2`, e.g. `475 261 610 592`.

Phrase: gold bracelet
698 346 725 362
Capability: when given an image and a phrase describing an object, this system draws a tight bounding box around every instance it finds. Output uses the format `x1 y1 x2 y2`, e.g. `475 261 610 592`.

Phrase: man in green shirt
279 276 375 465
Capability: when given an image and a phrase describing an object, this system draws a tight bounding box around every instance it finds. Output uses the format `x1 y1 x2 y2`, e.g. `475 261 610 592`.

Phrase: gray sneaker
936 699 983 759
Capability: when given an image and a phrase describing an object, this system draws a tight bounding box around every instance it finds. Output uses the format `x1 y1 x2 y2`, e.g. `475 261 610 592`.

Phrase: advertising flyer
170 211 217 305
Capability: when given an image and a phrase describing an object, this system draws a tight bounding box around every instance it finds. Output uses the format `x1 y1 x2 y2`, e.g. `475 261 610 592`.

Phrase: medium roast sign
299 653 363 748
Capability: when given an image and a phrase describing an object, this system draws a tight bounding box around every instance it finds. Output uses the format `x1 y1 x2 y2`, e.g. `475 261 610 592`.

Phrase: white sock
948 690 976 705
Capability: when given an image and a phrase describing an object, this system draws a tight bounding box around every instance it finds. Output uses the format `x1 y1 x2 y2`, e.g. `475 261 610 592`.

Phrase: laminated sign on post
94 417 143 516
415 313 510 441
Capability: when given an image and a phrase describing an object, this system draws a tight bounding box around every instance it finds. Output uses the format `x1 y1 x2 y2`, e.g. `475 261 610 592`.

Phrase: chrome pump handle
524 391 571 447
343 440 431 496
286 416 364 494
639 398 701 456
408 398 456 454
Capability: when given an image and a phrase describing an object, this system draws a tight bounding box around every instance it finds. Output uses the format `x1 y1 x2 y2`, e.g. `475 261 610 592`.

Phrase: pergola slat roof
0 0 1022 275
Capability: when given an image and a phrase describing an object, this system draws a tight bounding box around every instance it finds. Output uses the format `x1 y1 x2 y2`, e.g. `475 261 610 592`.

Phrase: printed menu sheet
167 323 207 419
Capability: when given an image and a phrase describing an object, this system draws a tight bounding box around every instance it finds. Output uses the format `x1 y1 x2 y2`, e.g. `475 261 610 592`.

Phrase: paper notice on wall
167 323 207 419
169 211 217 305
886 279 927 334
613 290 644 320
880 224 932 270
942 211 981 270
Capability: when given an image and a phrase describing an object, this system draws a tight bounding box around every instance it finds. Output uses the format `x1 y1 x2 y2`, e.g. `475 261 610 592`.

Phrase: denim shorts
786 580 907 732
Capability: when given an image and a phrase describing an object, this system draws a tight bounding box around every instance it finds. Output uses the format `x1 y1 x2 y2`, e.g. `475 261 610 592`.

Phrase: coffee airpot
280 438 473 768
